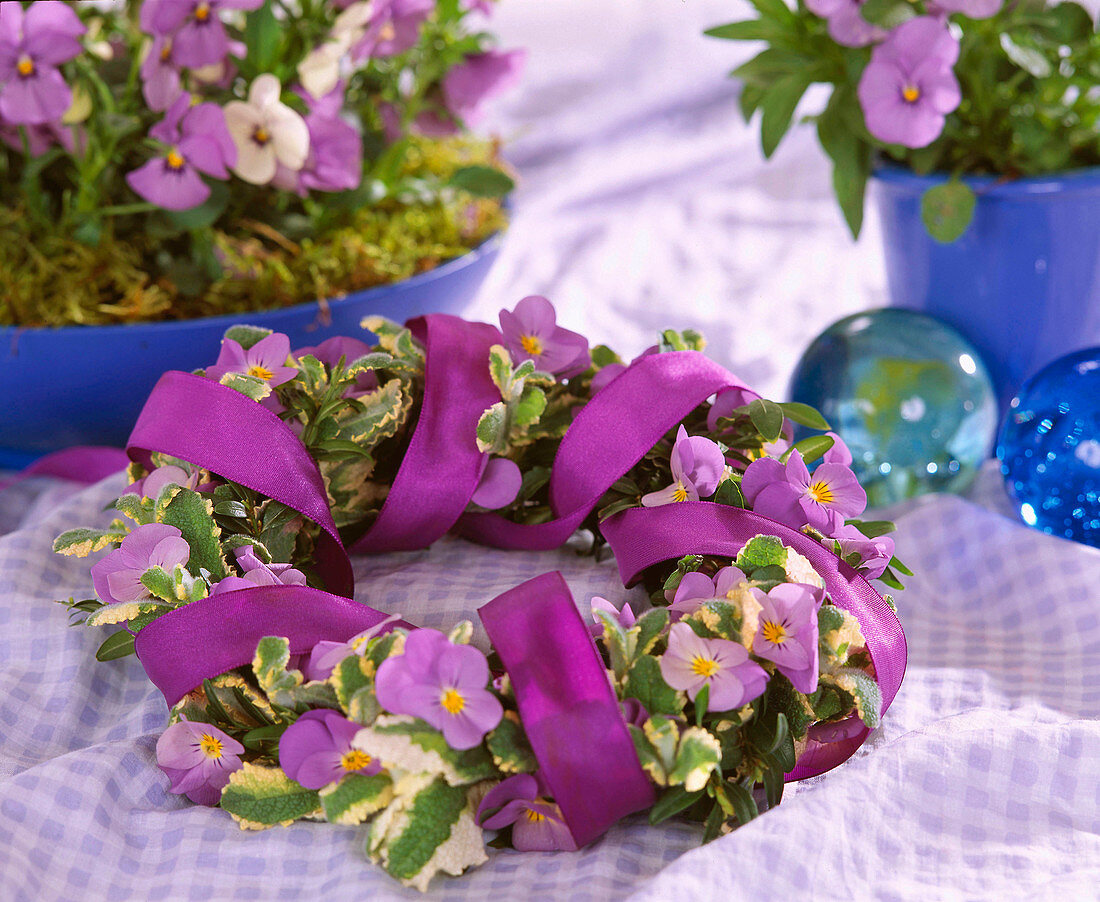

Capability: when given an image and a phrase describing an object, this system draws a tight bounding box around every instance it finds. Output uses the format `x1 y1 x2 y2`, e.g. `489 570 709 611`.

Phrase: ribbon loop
478 572 655 846
601 502 907 781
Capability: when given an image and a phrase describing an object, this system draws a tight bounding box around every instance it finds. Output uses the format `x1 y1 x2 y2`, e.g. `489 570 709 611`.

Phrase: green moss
0 137 508 328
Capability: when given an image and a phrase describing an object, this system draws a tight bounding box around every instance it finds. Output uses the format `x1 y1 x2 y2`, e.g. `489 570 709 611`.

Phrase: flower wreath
56 297 908 892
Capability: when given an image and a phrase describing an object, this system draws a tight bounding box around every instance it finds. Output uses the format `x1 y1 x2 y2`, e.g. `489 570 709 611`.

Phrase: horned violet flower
442 49 527 127
302 615 402 682
476 774 577 852
0 1 86 125
279 709 381 790
351 0 433 61
804 0 884 48
660 623 768 712
740 449 866 534
156 720 244 806
210 546 307 595
499 295 591 377
832 523 895 579
470 457 522 510
668 565 749 619
89 523 189 606
224 74 309 185
857 17 961 148
751 583 824 694
205 332 298 388
147 0 263 69
374 628 502 750
589 595 636 637
642 426 726 507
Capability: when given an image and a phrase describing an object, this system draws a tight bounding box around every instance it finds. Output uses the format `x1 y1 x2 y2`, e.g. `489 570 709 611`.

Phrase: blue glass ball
789 309 999 507
997 348 1100 547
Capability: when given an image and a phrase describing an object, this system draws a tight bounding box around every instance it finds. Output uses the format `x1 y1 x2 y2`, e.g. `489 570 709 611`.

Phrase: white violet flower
223 74 309 185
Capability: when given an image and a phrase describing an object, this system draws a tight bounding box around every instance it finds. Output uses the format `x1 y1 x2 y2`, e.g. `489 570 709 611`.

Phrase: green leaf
694 684 710 727
139 566 177 602
713 478 746 508
160 489 227 579
486 715 537 774
476 402 507 454
920 180 976 244
95 630 135 661
761 759 785 808
319 772 394 826
649 785 705 824
787 434 835 465
731 48 810 84
624 655 684 717
859 0 916 27
778 401 830 431
52 527 126 557
219 372 272 402
817 86 872 238
735 534 787 572
632 608 668 658
829 668 882 728
448 165 515 198
331 654 372 713
668 726 722 792
220 763 321 828
746 0 797 26
704 19 790 43
847 519 896 539
355 716 497 786
747 398 785 443
725 780 759 826
760 72 812 158
243 1 281 72
512 385 547 428
594 608 632 679
768 673 814 740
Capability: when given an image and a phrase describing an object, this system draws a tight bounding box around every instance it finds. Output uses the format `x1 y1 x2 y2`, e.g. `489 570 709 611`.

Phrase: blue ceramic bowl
0 232 502 467
873 164 1100 410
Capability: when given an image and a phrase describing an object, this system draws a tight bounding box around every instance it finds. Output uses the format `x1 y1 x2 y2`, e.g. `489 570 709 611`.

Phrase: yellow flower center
341 750 373 771
378 23 396 42
519 334 543 356
672 482 689 503
902 84 921 104
252 126 271 146
762 620 788 645
524 807 547 823
195 2 211 22
690 655 720 678
806 481 834 504
247 364 274 381
160 40 173 62
440 688 466 715
16 56 34 77
166 150 185 171
199 733 224 759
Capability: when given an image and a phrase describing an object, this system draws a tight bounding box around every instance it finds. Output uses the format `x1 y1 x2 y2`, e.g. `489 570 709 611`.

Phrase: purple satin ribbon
479 572 656 846
134 584 405 708
127 371 354 597
457 351 752 549
352 315 501 553
600 502 907 781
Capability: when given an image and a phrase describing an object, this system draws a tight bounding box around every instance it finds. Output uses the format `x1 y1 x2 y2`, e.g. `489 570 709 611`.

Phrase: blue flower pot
873 165 1100 410
0 232 502 469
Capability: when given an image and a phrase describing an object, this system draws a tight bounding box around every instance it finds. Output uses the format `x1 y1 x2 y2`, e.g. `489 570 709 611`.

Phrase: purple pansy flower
857 17 961 148
351 0 433 61
210 546 307 595
476 774 577 852
589 595 636 638
641 426 726 507
667 566 749 619
126 94 237 211
273 106 362 196
0 1 85 125
129 464 204 500
621 697 650 728
149 0 263 69
89 523 190 606
470 456 522 510
279 709 381 789
374 629 503 750
930 0 1002 18
302 615 402 683
442 49 526 127
823 431 853 466
705 385 763 432
740 449 867 534
499 296 591 377
140 35 182 112
804 0 885 47
462 0 495 13
751 583 824 694
661 623 768 711
157 719 244 806
205 333 298 388
831 523 895 579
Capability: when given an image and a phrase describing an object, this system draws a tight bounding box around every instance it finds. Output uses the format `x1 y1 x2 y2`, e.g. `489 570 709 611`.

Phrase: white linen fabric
2 2 1099 899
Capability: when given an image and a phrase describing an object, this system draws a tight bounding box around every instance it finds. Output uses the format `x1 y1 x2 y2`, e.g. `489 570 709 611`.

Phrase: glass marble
789 309 999 507
997 348 1100 548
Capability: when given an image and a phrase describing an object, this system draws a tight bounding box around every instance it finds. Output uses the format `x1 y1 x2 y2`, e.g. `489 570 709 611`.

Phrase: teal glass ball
789 309 998 507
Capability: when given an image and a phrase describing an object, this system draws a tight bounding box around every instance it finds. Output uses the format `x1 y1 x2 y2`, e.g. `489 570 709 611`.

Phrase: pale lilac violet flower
149 0 263 69
857 17 961 148
224 74 309 185
130 464 202 500
621 697 649 728
804 0 885 47
351 0 433 62
476 774 577 852
668 566 749 619
157 720 244 806
470 457 522 510
90 523 190 606
823 431 853 466
302 615 403 682
499 296 591 377
930 0 1002 18
442 49 526 127
374 629 503 749
751 583 824 693
210 546 307 595
0 1 85 125
126 94 236 211
462 0 495 13
279 709 381 789
140 35 182 112
831 523 895 579
706 385 763 432
589 595 636 638
295 112 362 194
660 623 768 711
641 426 726 507
740 450 867 533
205 333 298 388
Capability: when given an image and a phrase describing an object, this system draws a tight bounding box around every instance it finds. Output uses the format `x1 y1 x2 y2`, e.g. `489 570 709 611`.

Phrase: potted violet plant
0 0 524 464
706 0 1100 405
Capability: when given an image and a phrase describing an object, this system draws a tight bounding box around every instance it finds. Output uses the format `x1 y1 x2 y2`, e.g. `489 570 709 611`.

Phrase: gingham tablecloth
3 1 1099 898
